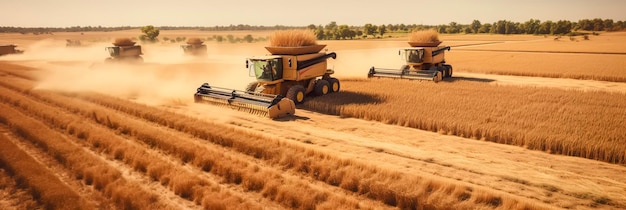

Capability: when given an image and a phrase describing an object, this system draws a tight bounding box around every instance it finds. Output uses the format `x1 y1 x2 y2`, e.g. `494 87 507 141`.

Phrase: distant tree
553 20 572 34
378 24 386 37
226 34 235 43
603 19 614 31
538 20 554 34
478 23 491 33
139 25 160 42
522 19 541 34
470 20 481 33
398 23 407 32
446 22 460 33
215 35 224 42
325 21 337 30
337 25 351 39
462 27 472 34
363 24 377 37
592 18 604 31
314 26 325 40
307 24 317 30
356 30 363 38
243 34 254 43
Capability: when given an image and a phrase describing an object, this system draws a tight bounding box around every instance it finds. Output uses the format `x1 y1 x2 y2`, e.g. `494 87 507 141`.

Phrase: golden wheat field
0 30 625 210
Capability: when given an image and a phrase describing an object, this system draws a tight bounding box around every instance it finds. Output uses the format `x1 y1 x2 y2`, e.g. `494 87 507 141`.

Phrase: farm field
1 30 626 209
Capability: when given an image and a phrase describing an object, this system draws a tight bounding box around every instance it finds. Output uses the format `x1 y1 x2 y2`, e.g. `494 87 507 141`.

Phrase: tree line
1 18 624 39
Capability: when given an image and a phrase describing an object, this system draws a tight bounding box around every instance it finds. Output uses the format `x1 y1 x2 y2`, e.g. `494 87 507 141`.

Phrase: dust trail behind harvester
13 39 257 110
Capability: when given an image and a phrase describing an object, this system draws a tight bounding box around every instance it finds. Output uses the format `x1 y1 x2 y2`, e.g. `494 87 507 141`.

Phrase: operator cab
400 48 424 63
247 56 283 82
106 47 120 56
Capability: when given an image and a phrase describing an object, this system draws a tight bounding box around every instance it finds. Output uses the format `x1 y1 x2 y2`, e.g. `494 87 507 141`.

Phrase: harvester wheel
433 72 442 83
245 82 258 92
445 65 453 78
327 78 340 93
286 85 306 104
314 80 330 96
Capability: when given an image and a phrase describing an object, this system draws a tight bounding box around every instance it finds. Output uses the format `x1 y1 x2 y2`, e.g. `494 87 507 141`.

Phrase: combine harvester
194 30 340 119
368 30 452 82
104 38 143 63
0 44 24 56
181 38 207 56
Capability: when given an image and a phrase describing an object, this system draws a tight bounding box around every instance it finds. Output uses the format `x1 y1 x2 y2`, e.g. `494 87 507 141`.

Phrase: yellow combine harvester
104 38 143 63
194 44 339 119
245 45 339 104
368 41 452 82
181 38 207 56
0 44 24 56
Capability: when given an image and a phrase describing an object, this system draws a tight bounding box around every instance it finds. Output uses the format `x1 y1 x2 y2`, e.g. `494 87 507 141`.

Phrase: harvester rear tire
314 80 330 96
327 78 340 93
286 85 306 104
245 82 258 92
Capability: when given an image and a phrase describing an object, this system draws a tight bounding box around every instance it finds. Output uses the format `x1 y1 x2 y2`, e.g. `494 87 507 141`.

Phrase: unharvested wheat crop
304 79 626 164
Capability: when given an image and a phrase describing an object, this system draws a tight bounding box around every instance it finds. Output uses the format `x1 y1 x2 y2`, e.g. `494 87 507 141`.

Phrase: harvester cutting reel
194 83 295 119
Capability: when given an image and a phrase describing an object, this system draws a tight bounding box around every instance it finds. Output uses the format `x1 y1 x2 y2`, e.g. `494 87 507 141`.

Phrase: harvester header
194 83 295 119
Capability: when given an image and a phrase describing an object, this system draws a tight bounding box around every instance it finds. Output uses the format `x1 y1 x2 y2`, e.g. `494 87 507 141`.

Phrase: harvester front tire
433 72 442 83
445 65 453 78
327 78 340 93
245 82 258 92
286 85 306 104
314 80 330 96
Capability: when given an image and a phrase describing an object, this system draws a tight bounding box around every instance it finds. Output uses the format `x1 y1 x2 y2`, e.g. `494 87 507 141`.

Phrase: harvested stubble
0 168 41 209
0 80 368 209
0 131 92 210
0 74 543 209
303 79 626 164
269 29 317 47
0 84 263 209
70 89 542 209
408 29 440 43
0 102 171 210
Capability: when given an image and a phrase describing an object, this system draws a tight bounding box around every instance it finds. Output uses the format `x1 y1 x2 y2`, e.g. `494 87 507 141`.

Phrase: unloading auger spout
194 83 296 119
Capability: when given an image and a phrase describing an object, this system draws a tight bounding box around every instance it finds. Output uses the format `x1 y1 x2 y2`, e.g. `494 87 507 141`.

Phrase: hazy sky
1 0 625 27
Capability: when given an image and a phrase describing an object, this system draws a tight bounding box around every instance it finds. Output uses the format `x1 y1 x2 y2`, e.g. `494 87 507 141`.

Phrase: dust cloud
6 39 257 107
6 39 403 107
330 48 402 79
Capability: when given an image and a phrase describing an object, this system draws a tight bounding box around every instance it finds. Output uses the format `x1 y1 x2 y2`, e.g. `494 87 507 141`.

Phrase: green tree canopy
139 25 160 42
